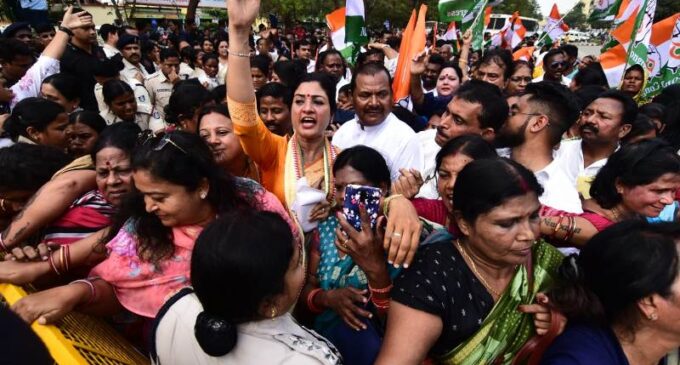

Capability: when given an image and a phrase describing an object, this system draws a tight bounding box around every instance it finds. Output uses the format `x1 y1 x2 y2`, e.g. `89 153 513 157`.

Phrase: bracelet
371 295 391 310
368 283 393 294
0 198 6 213
48 253 61 276
307 288 324 314
70 279 96 305
58 25 73 37
382 194 404 216
0 233 8 252
227 49 250 58
550 215 565 241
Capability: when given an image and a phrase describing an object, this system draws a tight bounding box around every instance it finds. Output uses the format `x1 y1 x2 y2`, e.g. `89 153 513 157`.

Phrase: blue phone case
342 184 382 231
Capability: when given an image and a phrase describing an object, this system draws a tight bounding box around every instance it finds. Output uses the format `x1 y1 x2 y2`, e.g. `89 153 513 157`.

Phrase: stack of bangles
549 215 577 243
368 283 393 312
69 277 100 305
48 245 71 276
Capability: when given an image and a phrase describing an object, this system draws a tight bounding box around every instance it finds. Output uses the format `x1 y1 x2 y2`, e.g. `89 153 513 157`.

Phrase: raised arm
409 51 427 107
1 169 96 250
458 29 472 82
43 7 93 60
226 0 258 104
540 215 600 248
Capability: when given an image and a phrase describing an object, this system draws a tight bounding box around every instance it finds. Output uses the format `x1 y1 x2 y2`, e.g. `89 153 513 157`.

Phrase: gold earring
270 306 278 319
200 191 207 199
649 313 658 321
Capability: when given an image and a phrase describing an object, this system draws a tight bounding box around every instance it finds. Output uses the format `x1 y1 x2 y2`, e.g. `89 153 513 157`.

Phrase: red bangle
368 283 393 294
307 288 324 314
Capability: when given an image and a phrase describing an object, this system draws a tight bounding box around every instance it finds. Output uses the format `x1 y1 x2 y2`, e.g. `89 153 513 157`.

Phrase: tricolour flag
588 0 621 22
326 8 355 62
502 11 526 49
544 4 569 45
642 13 680 98
599 0 657 88
443 21 458 41
393 4 428 103
345 0 368 46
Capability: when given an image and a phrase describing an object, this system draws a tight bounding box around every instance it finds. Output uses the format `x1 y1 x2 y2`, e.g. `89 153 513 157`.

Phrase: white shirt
332 113 424 181
415 129 442 199
497 148 583 213
102 43 120 59
554 139 611 199
306 59 316 73
120 58 149 82
10 55 60 110
535 160 583 213
154 292 340 365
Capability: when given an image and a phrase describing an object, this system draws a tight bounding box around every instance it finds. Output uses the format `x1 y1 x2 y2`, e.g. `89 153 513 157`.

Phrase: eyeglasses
549 61 568 70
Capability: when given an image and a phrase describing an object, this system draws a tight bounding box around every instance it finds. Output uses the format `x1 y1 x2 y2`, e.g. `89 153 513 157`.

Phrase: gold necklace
455 240 501 297
610 205 623 222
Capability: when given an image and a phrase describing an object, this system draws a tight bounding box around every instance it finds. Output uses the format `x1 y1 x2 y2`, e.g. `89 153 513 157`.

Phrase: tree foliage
492 0 542 19
564 1 587 30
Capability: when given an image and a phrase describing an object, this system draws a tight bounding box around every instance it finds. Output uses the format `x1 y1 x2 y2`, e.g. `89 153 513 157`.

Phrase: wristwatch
58 26 74 37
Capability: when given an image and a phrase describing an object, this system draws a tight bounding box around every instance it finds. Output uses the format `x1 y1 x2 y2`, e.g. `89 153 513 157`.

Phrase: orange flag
392 4 427 103
513 46 535 61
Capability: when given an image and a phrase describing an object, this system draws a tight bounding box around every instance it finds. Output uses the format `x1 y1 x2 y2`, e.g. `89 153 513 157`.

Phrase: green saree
437 240 563 365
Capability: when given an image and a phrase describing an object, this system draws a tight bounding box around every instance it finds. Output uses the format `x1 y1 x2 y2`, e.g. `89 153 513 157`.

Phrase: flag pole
535 3 579 46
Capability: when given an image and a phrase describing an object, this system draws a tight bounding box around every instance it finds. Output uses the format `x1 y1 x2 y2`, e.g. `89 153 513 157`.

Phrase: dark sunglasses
549 61 568 70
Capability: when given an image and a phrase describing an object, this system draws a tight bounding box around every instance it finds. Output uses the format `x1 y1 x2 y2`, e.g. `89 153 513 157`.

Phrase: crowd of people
2 0 680 364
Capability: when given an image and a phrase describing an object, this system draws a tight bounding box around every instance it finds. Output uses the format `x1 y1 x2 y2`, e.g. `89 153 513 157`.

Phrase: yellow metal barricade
0 283 149 365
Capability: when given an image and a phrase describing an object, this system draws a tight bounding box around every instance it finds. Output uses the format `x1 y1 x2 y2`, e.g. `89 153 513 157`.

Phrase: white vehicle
565 30 590 42
487 14 540 37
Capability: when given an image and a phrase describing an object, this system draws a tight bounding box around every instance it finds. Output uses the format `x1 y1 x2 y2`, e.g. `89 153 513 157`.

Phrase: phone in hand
342 184 382 231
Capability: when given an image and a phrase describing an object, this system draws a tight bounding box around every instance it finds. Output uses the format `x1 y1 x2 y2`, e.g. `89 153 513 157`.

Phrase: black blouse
391 240 494 357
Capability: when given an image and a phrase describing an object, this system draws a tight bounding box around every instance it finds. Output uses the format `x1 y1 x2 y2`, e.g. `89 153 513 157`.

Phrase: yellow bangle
382 194 404 217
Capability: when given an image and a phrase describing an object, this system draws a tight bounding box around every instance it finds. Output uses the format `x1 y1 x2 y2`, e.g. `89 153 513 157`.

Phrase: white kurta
332 113 424 181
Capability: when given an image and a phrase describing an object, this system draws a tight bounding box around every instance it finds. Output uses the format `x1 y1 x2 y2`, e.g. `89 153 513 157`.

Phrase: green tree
655 0 680 21
493 0 542 19
564 1 587 29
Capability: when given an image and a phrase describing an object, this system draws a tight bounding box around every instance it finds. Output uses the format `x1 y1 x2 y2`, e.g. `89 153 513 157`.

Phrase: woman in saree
540 139 680 247
305 146 399 365
376 158 563 365
226 0 421 267
8 131 294 327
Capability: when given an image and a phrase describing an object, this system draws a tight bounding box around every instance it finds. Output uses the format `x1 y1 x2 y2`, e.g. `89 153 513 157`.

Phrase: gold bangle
228 49 251 58
382 194 404 217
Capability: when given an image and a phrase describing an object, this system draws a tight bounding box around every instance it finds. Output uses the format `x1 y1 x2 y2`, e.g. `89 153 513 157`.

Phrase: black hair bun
558 254 582 282
194 311 237 357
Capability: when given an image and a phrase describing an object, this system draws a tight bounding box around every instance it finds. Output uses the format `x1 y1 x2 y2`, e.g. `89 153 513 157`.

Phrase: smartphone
343 184 382 231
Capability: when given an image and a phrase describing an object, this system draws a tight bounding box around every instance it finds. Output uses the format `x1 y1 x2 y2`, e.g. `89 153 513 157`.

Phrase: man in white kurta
332 63 423 181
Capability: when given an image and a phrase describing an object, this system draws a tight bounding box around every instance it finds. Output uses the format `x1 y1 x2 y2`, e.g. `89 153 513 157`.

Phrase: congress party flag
513 46 535 61
460 0 488 50
345 0 368 46
623 0 657 75
502 12 526 49
588 0 621 22
443 21 458 41
439 0 480 22
643 13 680 98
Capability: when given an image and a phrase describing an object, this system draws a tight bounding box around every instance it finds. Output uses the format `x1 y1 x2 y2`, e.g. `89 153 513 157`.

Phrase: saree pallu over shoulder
438 241 563 365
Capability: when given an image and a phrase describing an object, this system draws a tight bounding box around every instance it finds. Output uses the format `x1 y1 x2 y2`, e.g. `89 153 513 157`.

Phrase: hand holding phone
342 184 382 231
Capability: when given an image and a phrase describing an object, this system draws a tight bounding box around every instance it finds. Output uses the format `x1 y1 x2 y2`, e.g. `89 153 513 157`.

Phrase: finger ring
392 232 402 238
343 237 350 245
